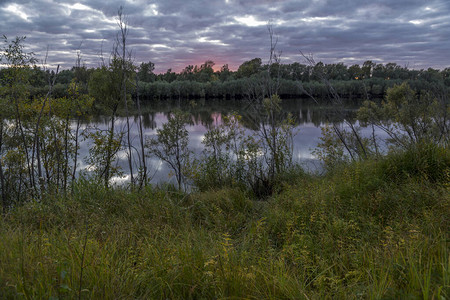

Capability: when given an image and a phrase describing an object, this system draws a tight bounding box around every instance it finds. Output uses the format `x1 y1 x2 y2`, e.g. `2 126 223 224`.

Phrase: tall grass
0 144 448 299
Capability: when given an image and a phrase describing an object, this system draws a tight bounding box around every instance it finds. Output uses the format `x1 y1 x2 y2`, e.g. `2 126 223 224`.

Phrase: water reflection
80 99 364 185
88 98 358 128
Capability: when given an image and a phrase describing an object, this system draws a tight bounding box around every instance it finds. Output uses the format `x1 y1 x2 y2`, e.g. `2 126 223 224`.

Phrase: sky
1 0 449 73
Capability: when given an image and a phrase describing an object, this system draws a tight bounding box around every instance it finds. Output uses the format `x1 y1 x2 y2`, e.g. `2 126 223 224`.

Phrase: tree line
2 54 449 101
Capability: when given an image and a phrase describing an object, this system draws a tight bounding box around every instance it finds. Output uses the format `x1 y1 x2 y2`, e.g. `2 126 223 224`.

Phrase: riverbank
0 144 448 299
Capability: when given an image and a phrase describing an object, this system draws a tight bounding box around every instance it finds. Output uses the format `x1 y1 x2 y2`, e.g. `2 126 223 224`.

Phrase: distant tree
28 66 49 87
362 60 375 79
348 64 363 80
289 62 308 81
180 65 195 81
137 61 155 82
55 69 74 84
324 63 349 80
160 68 177 82
268 62 290 80
372 63 386 78
218 64 232 82
419 68 442 83
72 65 92 87
311 62 325 81
197 60 215 82
384 63 401 79
235 58 262 78
442 67 450 86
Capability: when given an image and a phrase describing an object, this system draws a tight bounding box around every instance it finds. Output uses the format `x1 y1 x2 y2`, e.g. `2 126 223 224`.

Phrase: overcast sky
1 0 449 73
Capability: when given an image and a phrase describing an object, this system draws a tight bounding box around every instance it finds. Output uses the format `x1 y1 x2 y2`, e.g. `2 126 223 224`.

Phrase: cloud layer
1 0 449 72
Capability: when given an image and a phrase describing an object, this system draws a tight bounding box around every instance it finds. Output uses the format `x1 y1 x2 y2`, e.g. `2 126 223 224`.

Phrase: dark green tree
218 64 232 82
348 64 363 80
137 61 155 82
235 58 262 78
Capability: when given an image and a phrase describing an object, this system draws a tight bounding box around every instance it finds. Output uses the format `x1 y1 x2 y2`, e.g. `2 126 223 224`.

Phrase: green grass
0 145 449 299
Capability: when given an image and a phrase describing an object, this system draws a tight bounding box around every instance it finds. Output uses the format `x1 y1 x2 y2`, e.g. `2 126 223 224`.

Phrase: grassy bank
0 145 449 299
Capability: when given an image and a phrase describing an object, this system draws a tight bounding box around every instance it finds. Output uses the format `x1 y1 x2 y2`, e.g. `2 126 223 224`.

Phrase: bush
379 143 450 184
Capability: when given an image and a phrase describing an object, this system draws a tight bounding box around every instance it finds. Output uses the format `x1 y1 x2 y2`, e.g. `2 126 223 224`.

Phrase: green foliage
55 69 74 85
191 112 251 190
0 36 41 206
313 124 348 171
132 74 449 101
0 148 448 299
0 33 448 298
235 58 262 78
315 82 448 173
190 97 296 198
260 94 296 177
313 121 375 171
88 58 135 113
0 64 94 203
358 82 449 149
66 80 94 117
0 36 35 105
137 61 155 82
146 110 192 190
188 188 254 233
378 142 450 184
0 69 89 200
86 37 136 187
83 128 123 186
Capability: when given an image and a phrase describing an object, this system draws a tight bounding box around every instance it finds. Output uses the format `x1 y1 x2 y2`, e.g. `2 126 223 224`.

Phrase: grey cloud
0 0 449 72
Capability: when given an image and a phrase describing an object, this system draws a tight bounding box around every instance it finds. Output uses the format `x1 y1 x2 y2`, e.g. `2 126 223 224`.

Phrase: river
76 98 385 185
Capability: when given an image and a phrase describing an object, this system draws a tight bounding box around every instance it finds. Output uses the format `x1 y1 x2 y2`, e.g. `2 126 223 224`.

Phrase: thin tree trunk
48 86 62 192
372 123 379 157
105 114 116 188
15 103 34 192
72 117 81 191
32 65 60 192
135 75 147 187
118 7 134 187
0 122 7 212
63 116 70 193
123 83 134 186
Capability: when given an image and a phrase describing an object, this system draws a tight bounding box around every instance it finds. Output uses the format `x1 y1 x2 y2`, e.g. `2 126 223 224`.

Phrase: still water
77 98 383 185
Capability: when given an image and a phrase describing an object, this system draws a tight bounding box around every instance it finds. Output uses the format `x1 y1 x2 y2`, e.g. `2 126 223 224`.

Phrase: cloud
0 0 449 72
